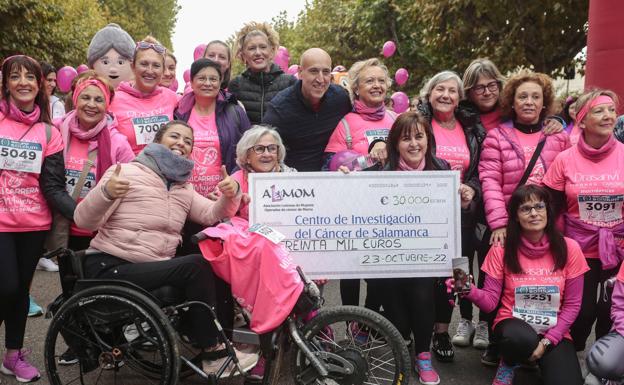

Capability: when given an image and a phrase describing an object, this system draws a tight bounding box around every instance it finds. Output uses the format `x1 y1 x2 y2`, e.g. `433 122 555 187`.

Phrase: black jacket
41 151 76 220
228 63 296 125
262 81 352 171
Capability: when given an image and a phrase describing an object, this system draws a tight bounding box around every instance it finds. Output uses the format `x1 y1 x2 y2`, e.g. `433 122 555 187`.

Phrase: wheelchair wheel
45 285 180 385
291 306 410 385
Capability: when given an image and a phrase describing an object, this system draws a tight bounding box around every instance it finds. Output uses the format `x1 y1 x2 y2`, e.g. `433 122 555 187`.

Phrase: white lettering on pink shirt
188 109 222 197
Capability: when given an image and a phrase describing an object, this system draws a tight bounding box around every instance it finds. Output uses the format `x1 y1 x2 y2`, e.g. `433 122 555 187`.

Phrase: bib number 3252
513 285 560 333
132 115 169 145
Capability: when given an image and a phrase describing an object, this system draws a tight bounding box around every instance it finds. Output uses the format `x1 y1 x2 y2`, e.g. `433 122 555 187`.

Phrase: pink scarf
0 101 41 125
353 99 386 121
60 110 113 182
519 234 550 259
577 131 617 162
118 81 163 99
397 157 426 171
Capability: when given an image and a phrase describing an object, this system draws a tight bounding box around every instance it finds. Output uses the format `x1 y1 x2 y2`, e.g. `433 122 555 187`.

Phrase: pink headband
72 79 112 109
576 95 615 125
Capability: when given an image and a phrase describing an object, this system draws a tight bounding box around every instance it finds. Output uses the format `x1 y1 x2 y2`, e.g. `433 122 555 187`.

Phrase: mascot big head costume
87 23 135 89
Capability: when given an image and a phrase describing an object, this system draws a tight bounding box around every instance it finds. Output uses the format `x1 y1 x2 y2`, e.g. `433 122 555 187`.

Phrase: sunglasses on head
136 41 166 54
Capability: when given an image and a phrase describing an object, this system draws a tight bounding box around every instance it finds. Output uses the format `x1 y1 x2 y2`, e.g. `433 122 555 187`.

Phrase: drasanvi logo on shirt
573 172 620 183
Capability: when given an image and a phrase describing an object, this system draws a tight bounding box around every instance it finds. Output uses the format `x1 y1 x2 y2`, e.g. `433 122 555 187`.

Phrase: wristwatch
540 338 552 348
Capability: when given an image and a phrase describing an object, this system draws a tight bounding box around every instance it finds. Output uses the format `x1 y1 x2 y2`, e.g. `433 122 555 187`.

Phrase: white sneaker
451 319 475 347
37 258 59 272
202 348 259 377
473 320 489 349
584 373 602 385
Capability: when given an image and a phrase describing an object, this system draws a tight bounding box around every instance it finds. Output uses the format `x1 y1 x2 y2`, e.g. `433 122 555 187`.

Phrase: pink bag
198 217 304 333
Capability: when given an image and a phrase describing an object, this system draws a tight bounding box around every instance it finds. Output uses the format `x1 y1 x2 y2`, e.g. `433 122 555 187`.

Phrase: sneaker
202 348 259 377
473 321 489 349
36 257 59 272
431 332 454 362
349 322 370 345
492 360 517 385
415 352 440 385
451 319 475 347
1 350 41 383
28 296 43 317
248 356 266 381
481 344 500 367
57 348 78 365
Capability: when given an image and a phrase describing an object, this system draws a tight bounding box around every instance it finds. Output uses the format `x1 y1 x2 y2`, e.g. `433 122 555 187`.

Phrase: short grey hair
462 58 505 98
419 70 464 101
236 125 286 170
347 58 392 102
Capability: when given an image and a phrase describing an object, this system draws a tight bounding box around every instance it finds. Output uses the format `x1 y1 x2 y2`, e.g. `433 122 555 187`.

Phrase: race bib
249 223 285 244
364 129 390 145
65 169 96 199
578 195 624 223
132 115 169 145
513 285 560 333
0 138 43 174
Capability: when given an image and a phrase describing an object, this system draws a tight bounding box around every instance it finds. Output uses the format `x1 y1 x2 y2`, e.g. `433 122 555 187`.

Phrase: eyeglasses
471 81 500 95
250 144 278 155
194 76 220 85
136 41 166 54
518 202 547 215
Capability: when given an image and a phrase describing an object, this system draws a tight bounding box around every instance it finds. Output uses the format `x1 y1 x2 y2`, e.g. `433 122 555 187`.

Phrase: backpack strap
45 123 52 144
516 137 546 189
341 118 352 150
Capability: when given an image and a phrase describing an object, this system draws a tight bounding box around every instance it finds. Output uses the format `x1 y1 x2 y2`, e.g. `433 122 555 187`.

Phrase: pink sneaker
415 352 440 385
492 360 517 385
248 356 266 380
1 349 41 383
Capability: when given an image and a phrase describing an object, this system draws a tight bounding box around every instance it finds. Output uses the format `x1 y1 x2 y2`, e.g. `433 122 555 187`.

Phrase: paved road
1 270 593 385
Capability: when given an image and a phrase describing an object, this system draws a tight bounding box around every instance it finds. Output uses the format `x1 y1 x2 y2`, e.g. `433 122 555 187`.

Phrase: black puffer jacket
228 63 296 125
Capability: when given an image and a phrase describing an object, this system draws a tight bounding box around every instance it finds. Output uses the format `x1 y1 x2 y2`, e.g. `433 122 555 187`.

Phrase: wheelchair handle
43 247 67 260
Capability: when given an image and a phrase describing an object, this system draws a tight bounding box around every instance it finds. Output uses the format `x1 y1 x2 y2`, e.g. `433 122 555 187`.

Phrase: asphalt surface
1 268 595 385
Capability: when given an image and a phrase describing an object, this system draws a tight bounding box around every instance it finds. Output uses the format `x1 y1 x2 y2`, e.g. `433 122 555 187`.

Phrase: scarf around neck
397 157 426 171
0 101 41 125
577 132 617 162
353 99 386 121
134 143 194 184
519 234 550 259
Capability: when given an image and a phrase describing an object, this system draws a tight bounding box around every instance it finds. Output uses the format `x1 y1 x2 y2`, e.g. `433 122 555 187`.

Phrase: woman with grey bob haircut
419 70 465 101
235 125 288 171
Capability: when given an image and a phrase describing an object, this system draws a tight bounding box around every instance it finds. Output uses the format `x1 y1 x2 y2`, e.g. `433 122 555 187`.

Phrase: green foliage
0 0 179 67
271 0 589 95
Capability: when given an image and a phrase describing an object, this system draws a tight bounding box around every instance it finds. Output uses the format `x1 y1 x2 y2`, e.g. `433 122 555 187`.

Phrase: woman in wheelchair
72 120 259 375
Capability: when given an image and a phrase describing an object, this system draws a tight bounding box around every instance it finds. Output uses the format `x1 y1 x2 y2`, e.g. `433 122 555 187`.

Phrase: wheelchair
43 242 411 385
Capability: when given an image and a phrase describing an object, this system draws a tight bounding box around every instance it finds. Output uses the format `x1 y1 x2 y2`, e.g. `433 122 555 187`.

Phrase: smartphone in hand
452 257 471 293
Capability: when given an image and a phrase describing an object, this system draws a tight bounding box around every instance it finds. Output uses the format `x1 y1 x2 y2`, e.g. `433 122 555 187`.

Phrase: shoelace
456 320 472 335
417 357 433 371
11 349 34 370
495 363 515 382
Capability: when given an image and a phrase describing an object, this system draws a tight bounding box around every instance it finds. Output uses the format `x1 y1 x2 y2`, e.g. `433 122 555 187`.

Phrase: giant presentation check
248 171 461 279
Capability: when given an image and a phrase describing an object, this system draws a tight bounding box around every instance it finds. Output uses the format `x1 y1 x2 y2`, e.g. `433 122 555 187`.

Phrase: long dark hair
1 55 51 125
504 185 567 274
386 111 440 171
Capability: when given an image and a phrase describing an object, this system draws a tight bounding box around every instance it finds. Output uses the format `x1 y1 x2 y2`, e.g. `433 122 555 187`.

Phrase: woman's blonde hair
234 22 279 63
347 58 392 102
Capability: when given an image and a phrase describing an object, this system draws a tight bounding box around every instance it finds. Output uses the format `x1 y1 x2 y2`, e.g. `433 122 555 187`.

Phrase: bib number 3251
513 285 560 333
132 115 169 145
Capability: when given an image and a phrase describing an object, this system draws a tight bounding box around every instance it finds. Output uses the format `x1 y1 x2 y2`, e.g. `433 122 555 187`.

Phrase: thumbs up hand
104 163 130 199
216 166 239 198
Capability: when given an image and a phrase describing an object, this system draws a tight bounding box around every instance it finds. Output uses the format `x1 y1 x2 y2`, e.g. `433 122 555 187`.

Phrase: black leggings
84 252 219 348
494 317 582 385
570 258 617 351
381 277 435 353
339 279 383 312
0 231 47 349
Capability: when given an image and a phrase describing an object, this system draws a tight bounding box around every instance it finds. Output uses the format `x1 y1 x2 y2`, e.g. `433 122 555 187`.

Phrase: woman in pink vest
55 71 134 251
109 36 178 155
543 89 624 378
323 58 395 323
0 55 73 382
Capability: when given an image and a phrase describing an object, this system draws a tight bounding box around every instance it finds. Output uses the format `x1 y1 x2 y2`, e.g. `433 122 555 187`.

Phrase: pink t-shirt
543 144 624 258
109 87 178 155
188 109 222 197
231 169 249 220
0 116 64 231
569 124 581 146
515 130 545 185
432 120 470 182
482 237 589 335
325 112 395 155
64 136 97 236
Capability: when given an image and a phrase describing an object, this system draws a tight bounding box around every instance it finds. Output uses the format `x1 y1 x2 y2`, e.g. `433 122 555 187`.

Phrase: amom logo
263 185 315 202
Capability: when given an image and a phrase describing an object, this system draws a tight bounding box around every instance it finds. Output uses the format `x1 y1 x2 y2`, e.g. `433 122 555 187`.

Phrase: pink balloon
329 150 361 171
287 64 299 75
183 69 191 83
193 43 207 61
56 66 78 93
394 68 409 86
391 92 409 113
76 64 89 74
274 46 290 72
382 41 396 58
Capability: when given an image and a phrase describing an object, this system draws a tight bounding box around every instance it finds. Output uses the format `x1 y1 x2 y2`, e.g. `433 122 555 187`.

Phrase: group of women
1 19 624 385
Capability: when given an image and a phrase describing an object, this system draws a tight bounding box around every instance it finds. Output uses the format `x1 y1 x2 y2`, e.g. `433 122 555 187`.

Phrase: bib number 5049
1 147 37 160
